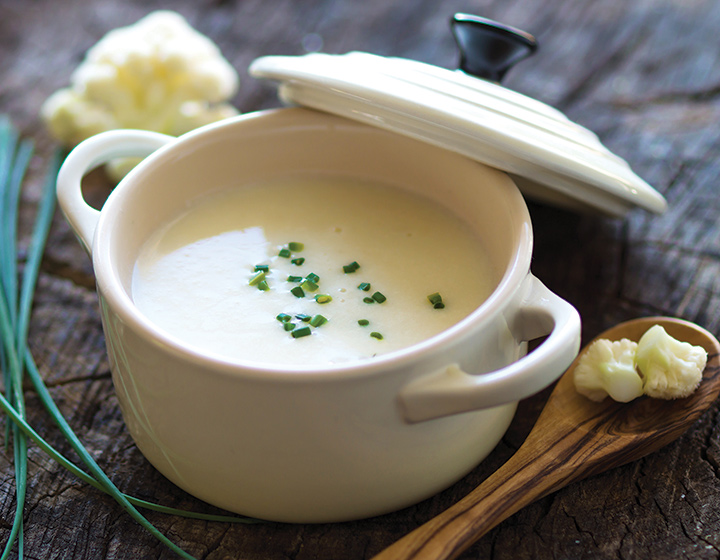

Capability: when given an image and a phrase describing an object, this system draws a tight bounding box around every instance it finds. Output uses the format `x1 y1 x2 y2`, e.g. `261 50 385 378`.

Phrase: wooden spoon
372 316 720 560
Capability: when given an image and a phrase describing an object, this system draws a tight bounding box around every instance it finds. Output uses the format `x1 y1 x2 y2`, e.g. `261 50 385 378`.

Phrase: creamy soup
131 177 496 366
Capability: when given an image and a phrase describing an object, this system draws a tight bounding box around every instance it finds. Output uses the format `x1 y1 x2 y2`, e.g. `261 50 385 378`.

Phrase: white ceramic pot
56 107 580 523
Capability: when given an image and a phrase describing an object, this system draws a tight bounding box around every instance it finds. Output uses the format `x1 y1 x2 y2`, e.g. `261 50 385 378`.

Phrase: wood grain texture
1 0 720 559
373 318 720 560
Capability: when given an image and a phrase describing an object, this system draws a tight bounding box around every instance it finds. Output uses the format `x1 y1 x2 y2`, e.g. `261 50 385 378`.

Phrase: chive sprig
0 118 259 560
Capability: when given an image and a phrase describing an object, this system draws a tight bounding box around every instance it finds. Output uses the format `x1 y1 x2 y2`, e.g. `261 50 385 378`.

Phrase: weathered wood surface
1 0 720 558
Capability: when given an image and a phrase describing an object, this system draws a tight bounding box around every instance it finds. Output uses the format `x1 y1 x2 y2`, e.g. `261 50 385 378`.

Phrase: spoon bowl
373 316 720 560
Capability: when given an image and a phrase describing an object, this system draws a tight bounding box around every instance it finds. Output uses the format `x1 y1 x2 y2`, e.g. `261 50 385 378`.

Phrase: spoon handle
372 430 585 560
372 315 720 560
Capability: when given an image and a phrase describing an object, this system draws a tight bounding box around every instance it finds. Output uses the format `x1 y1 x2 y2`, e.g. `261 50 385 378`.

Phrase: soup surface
131 177 496 366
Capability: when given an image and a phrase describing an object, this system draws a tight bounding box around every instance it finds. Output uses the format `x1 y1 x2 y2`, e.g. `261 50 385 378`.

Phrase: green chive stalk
0 115 33 560
0 117 259 559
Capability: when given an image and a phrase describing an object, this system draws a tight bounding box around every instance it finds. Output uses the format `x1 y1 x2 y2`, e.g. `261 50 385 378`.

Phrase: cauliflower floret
41 10 239 179
636 325 707 399
574 338 643 402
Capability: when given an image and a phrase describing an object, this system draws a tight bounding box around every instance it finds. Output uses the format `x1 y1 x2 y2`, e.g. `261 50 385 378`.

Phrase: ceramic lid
249 15 667 217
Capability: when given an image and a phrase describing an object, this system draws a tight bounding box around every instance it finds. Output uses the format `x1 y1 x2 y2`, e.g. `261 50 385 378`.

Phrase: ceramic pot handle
56 129 173 256
399 275 581 422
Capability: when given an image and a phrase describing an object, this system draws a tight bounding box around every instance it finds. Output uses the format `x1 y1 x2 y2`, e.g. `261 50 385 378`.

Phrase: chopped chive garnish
291 257 305 266
434 302 445 309
358 319 370 326
306 272 320 283
254 264 269 272
296 314 312 322
427 292 442 304
292 326 312 338
287 275 303 282
257 280 270 291
278 248 291 258
248 271 266 286
358 282 371 292
276 313 292 323
371 292 386 304
290 286 305 298
370 332 384 340
301 280 319 292
288 242 304 252
315 294 332 304
343 261 360 273
283 322 296 331
363 297 375 304
310 314 328 327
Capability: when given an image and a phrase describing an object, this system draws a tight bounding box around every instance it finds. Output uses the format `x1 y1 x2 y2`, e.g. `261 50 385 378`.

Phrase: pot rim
92 109 535 383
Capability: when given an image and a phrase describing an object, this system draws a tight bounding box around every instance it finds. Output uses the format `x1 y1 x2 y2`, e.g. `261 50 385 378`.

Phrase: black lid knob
451 14 538 82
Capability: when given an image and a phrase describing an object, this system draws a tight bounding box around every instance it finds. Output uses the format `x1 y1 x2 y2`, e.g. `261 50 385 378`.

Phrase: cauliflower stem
574 338 643 402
